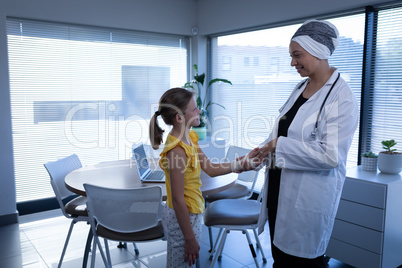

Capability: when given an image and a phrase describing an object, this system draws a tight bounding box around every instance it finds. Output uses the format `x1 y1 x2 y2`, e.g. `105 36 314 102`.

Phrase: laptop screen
133 144 150 177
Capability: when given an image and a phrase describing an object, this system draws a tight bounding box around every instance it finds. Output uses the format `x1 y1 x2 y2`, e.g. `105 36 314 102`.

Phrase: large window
7 18 188 203
209 14 365 191
209 15 364 160
368 6 402 153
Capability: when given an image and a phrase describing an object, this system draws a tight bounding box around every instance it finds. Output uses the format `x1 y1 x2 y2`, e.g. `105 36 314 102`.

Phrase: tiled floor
0 209 353 268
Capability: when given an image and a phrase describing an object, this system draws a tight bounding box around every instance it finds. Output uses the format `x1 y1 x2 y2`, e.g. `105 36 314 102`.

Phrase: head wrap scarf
291 19 339 59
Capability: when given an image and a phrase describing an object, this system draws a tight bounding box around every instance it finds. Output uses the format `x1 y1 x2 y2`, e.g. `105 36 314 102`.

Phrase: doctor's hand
256 138 278 161
237 148 265 171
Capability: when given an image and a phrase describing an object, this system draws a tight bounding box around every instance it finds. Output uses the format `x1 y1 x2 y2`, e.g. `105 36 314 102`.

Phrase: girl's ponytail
149 111 164 149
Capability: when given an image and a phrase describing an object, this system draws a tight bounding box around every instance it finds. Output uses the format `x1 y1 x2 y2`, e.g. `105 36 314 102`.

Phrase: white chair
44 154 92 268
204 145 260 251
84 184 165 268
203 190 267 268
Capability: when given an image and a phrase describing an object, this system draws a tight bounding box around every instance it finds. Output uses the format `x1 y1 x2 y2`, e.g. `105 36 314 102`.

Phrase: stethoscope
278 73 341 139
310 73 340 139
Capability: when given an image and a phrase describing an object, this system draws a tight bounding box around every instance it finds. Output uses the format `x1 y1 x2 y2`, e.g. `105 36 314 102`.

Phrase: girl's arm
198 147 261 177
167 146 199 266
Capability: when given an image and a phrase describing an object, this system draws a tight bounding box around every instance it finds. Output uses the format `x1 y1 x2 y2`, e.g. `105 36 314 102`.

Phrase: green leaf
183 82 194 89
381 139 397 152
184 64 232 116
196 96 202 108
208 78 232 87
195 73 205 86
361 151 378 158
205 101 225 111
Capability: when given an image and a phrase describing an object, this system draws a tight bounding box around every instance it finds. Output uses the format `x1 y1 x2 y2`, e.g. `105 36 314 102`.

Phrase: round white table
65 159 238 200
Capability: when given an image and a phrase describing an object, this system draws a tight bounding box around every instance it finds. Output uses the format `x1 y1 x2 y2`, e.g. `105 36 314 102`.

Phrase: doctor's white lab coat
258 70 359 258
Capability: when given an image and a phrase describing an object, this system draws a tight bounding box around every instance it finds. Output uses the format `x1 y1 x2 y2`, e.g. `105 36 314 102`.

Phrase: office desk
65 159 237 200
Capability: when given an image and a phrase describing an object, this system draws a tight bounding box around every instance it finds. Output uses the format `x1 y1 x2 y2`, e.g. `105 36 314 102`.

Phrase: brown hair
149 87 194 149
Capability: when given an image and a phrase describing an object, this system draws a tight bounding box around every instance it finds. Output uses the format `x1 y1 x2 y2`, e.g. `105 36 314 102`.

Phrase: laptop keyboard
147 170 165 181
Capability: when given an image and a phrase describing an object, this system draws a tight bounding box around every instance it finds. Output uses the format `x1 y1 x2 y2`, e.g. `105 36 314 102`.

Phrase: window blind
209 14 364 191
7 18 188 202
368 7 402 153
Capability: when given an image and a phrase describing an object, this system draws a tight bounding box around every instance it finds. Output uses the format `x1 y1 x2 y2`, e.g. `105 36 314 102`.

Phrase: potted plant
378 139 402 174
183 64 232 140
361 151 378 172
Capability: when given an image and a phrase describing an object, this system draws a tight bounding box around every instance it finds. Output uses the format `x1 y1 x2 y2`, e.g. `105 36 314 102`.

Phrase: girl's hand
239 147 264 171
232 155 245 173
184 237 200 266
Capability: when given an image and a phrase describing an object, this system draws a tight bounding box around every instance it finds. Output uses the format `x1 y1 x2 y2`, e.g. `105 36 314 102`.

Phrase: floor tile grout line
19 228 51 268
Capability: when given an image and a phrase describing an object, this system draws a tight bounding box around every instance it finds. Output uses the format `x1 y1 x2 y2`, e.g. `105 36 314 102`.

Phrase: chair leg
208 226 214 252
210 229 228 268
133 243 139 255
104 238 112 266
117 242 127 248
90 236 97 268
91 236 110 268
82 228 93 268
217 230 230 261
205 201 215 253
117 242 139 254
89 234 110 268
253 229 267 263
244 230 259 268
208 228 223 260
58 220 76 268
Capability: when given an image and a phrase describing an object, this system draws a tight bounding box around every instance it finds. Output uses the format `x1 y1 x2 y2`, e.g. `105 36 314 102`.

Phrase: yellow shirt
159 130 204 214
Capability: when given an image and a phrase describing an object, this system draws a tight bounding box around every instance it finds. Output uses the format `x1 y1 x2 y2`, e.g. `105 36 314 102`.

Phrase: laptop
132 143 165 182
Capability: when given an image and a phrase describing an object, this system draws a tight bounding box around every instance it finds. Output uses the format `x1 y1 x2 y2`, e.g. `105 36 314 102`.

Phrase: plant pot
192 126 207 140
378 152 402 174
361 157 378 172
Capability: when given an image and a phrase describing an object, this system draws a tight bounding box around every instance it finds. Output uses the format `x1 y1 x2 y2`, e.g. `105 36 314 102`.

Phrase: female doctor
255 20 359 267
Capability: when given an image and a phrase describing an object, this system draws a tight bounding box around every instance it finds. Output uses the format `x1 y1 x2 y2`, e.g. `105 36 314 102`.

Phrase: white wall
197 0 390 35
0 0 393 223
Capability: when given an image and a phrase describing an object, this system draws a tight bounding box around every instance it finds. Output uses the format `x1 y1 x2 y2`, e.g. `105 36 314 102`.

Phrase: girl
149 87 259 267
